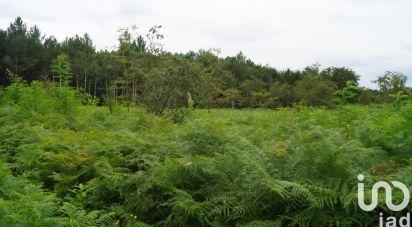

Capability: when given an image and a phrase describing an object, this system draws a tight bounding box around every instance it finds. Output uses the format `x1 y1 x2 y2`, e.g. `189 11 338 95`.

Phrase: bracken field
1 80 411 226
1 17 412 227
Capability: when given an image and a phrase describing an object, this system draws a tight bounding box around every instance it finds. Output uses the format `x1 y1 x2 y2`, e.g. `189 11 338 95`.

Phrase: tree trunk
94 78 97 97
14 58 18 75
105 79 108 95
84 74 87 92
76 75 79 90
121 84 124 102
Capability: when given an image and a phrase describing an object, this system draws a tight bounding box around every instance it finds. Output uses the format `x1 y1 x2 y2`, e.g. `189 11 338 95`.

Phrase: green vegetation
1 74 412 226
1 17 412 226
1 17 411 112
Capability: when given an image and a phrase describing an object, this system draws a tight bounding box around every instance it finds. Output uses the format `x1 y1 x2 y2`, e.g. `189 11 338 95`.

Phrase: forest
1 17 410 112
0 17 412 226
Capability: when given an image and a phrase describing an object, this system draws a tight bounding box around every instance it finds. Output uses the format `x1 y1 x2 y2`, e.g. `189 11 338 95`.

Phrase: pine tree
50 53 72 87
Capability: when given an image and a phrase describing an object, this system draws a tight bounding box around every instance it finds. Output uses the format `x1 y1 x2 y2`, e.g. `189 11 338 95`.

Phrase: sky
1 0 411 87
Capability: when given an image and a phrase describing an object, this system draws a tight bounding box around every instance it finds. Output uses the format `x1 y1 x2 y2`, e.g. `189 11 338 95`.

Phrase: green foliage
334 81 360 105
334 81 361 126
218 88 241 108
3 70 81 116
50 54 73 87
4 69 27 104
1 17 412 227
1 17 410 112
358 88 381 104
374 71 408 103
140 54 207 114
2 81 412 226
104 84 120 114
389 90 408 110
296 74 337 107
52 86 79 115
269 82 295 107
321 67 360 89
165 108 191 124
0 162 67 227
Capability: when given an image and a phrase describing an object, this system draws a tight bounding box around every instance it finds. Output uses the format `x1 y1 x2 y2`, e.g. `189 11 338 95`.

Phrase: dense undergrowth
0 82 412 226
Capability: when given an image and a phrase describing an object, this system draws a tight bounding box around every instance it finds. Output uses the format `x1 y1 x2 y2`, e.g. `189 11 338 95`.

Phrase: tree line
0 17 410 114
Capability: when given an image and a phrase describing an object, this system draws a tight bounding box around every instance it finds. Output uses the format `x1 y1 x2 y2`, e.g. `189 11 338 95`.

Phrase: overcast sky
1 0 411 87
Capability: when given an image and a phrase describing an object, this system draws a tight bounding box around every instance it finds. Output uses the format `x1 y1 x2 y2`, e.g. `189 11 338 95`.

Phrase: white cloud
0 0 411 87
